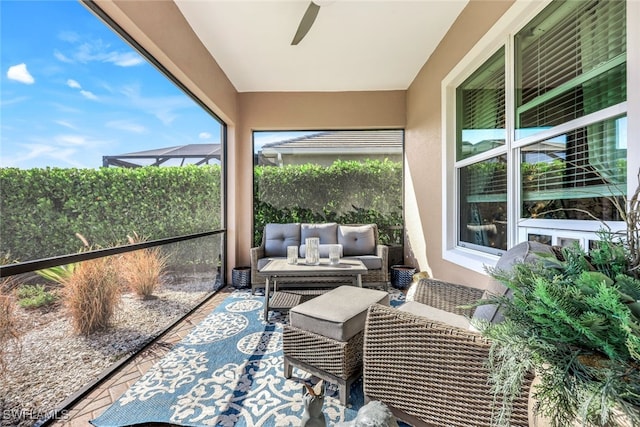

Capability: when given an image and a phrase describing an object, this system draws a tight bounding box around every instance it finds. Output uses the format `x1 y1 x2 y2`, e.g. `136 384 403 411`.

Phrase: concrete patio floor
49 287 234 427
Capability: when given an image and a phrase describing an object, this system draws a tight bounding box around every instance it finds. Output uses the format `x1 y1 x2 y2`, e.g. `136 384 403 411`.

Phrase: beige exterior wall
90 2 406 280
237 91 406 269
404 0 514 287
95 0 515 288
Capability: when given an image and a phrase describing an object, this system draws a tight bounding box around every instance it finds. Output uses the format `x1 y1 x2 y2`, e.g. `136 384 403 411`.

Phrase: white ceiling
175 0 469 92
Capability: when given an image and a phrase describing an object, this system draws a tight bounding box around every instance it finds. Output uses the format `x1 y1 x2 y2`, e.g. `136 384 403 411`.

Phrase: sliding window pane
458 155 507 251
515 0 626 138
456 48 505 161
521 116 626 221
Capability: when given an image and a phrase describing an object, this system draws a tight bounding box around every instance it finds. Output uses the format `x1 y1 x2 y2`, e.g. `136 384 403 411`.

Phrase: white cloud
65 79 98 101
0 144 83 169
66 79 81 89
199 132 212 140
57 134 87 146
65 39 144 68
50 102 83 114
54 50 73 63
55 120 77 130
7 63 35 84
120 84 191 125
80 90 98 101
106 52 144 67
1 96 29 107
58 31 80 43
106 120 147 134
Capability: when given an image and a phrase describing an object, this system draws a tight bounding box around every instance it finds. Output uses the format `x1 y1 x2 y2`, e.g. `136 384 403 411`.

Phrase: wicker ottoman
283 285 389 405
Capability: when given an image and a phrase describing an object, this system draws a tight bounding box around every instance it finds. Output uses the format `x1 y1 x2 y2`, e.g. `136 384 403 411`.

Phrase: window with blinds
459 155 508 251
515 0 626 134
515 0 627 222
451 0 628 257
456 48 505 161
521 116 627 221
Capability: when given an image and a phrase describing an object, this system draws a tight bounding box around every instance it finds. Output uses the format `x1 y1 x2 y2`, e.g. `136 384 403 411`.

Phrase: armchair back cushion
264 223 300 257
472 241 556 323
338 224 376 256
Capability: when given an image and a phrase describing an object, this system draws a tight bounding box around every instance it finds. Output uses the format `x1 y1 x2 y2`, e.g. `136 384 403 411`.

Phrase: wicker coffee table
258 258 367 319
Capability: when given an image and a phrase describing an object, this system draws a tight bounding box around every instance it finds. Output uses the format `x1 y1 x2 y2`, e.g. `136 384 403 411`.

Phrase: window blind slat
516 0 626 128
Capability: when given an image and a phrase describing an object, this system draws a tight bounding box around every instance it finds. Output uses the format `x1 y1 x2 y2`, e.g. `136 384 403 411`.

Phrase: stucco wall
237 91 406 268
404 0 514 287
94 0 514 287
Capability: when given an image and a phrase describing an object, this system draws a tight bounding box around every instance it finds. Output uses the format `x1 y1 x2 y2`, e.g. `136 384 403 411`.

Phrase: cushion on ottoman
290 286 389 342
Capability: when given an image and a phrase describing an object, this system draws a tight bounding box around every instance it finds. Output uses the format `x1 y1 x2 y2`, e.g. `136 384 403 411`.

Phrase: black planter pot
232 266 251 289
390 265 416 289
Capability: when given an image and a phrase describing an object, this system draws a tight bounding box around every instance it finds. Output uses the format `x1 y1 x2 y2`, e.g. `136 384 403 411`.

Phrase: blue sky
0 0 222 169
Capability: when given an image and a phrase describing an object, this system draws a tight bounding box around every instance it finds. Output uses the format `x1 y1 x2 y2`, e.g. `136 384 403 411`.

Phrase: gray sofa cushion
264 223 301 257
290 286 389 341
301 223 339 244
344 255 382 270
256 258 272 270
299 243 342 258
338 224 375 256
473 241 556 324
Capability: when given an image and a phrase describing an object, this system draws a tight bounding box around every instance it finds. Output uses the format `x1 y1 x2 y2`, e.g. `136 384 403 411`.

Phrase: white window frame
442 0 638 274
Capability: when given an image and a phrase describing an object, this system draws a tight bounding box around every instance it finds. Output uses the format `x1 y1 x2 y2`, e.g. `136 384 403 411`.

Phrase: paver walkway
49 287 233 427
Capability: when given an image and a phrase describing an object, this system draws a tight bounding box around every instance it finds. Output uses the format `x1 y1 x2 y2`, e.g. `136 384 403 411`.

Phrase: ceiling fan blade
291 2 320 45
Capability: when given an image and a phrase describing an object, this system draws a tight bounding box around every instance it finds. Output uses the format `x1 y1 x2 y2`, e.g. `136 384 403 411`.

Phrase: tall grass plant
63 257 120 335
118 233 168 299
0 289 20 374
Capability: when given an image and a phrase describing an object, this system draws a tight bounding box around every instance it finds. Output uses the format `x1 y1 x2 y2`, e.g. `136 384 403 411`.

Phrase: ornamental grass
63 257 120 335
118 233 168 299
0 289 20 374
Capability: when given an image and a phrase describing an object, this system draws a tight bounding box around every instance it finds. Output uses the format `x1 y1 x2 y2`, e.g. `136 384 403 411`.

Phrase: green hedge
1 160 403 266
0 166 221 262
254 159 403 246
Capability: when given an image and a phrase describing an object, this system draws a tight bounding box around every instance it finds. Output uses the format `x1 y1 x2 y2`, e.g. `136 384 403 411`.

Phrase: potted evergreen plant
476 179 640 427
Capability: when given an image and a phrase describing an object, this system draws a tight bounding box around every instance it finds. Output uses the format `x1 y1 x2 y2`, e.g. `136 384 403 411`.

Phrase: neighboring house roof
259 130 403 159
103 144 222 167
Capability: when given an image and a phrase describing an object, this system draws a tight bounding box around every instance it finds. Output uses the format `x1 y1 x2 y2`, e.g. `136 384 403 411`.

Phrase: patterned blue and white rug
91 288 405 427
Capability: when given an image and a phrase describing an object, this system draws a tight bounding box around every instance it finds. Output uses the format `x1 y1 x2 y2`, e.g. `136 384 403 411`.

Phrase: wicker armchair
363 278 531 427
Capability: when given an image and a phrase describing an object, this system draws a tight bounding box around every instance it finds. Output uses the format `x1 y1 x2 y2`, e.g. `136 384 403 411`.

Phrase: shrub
16 284 58 309
0 165 221 262
63 257 120 335
253 159 403 245
119 233 168 299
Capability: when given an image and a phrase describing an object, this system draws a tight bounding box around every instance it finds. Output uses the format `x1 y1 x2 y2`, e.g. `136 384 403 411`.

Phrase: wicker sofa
362 241 556 427
250 222 389 293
